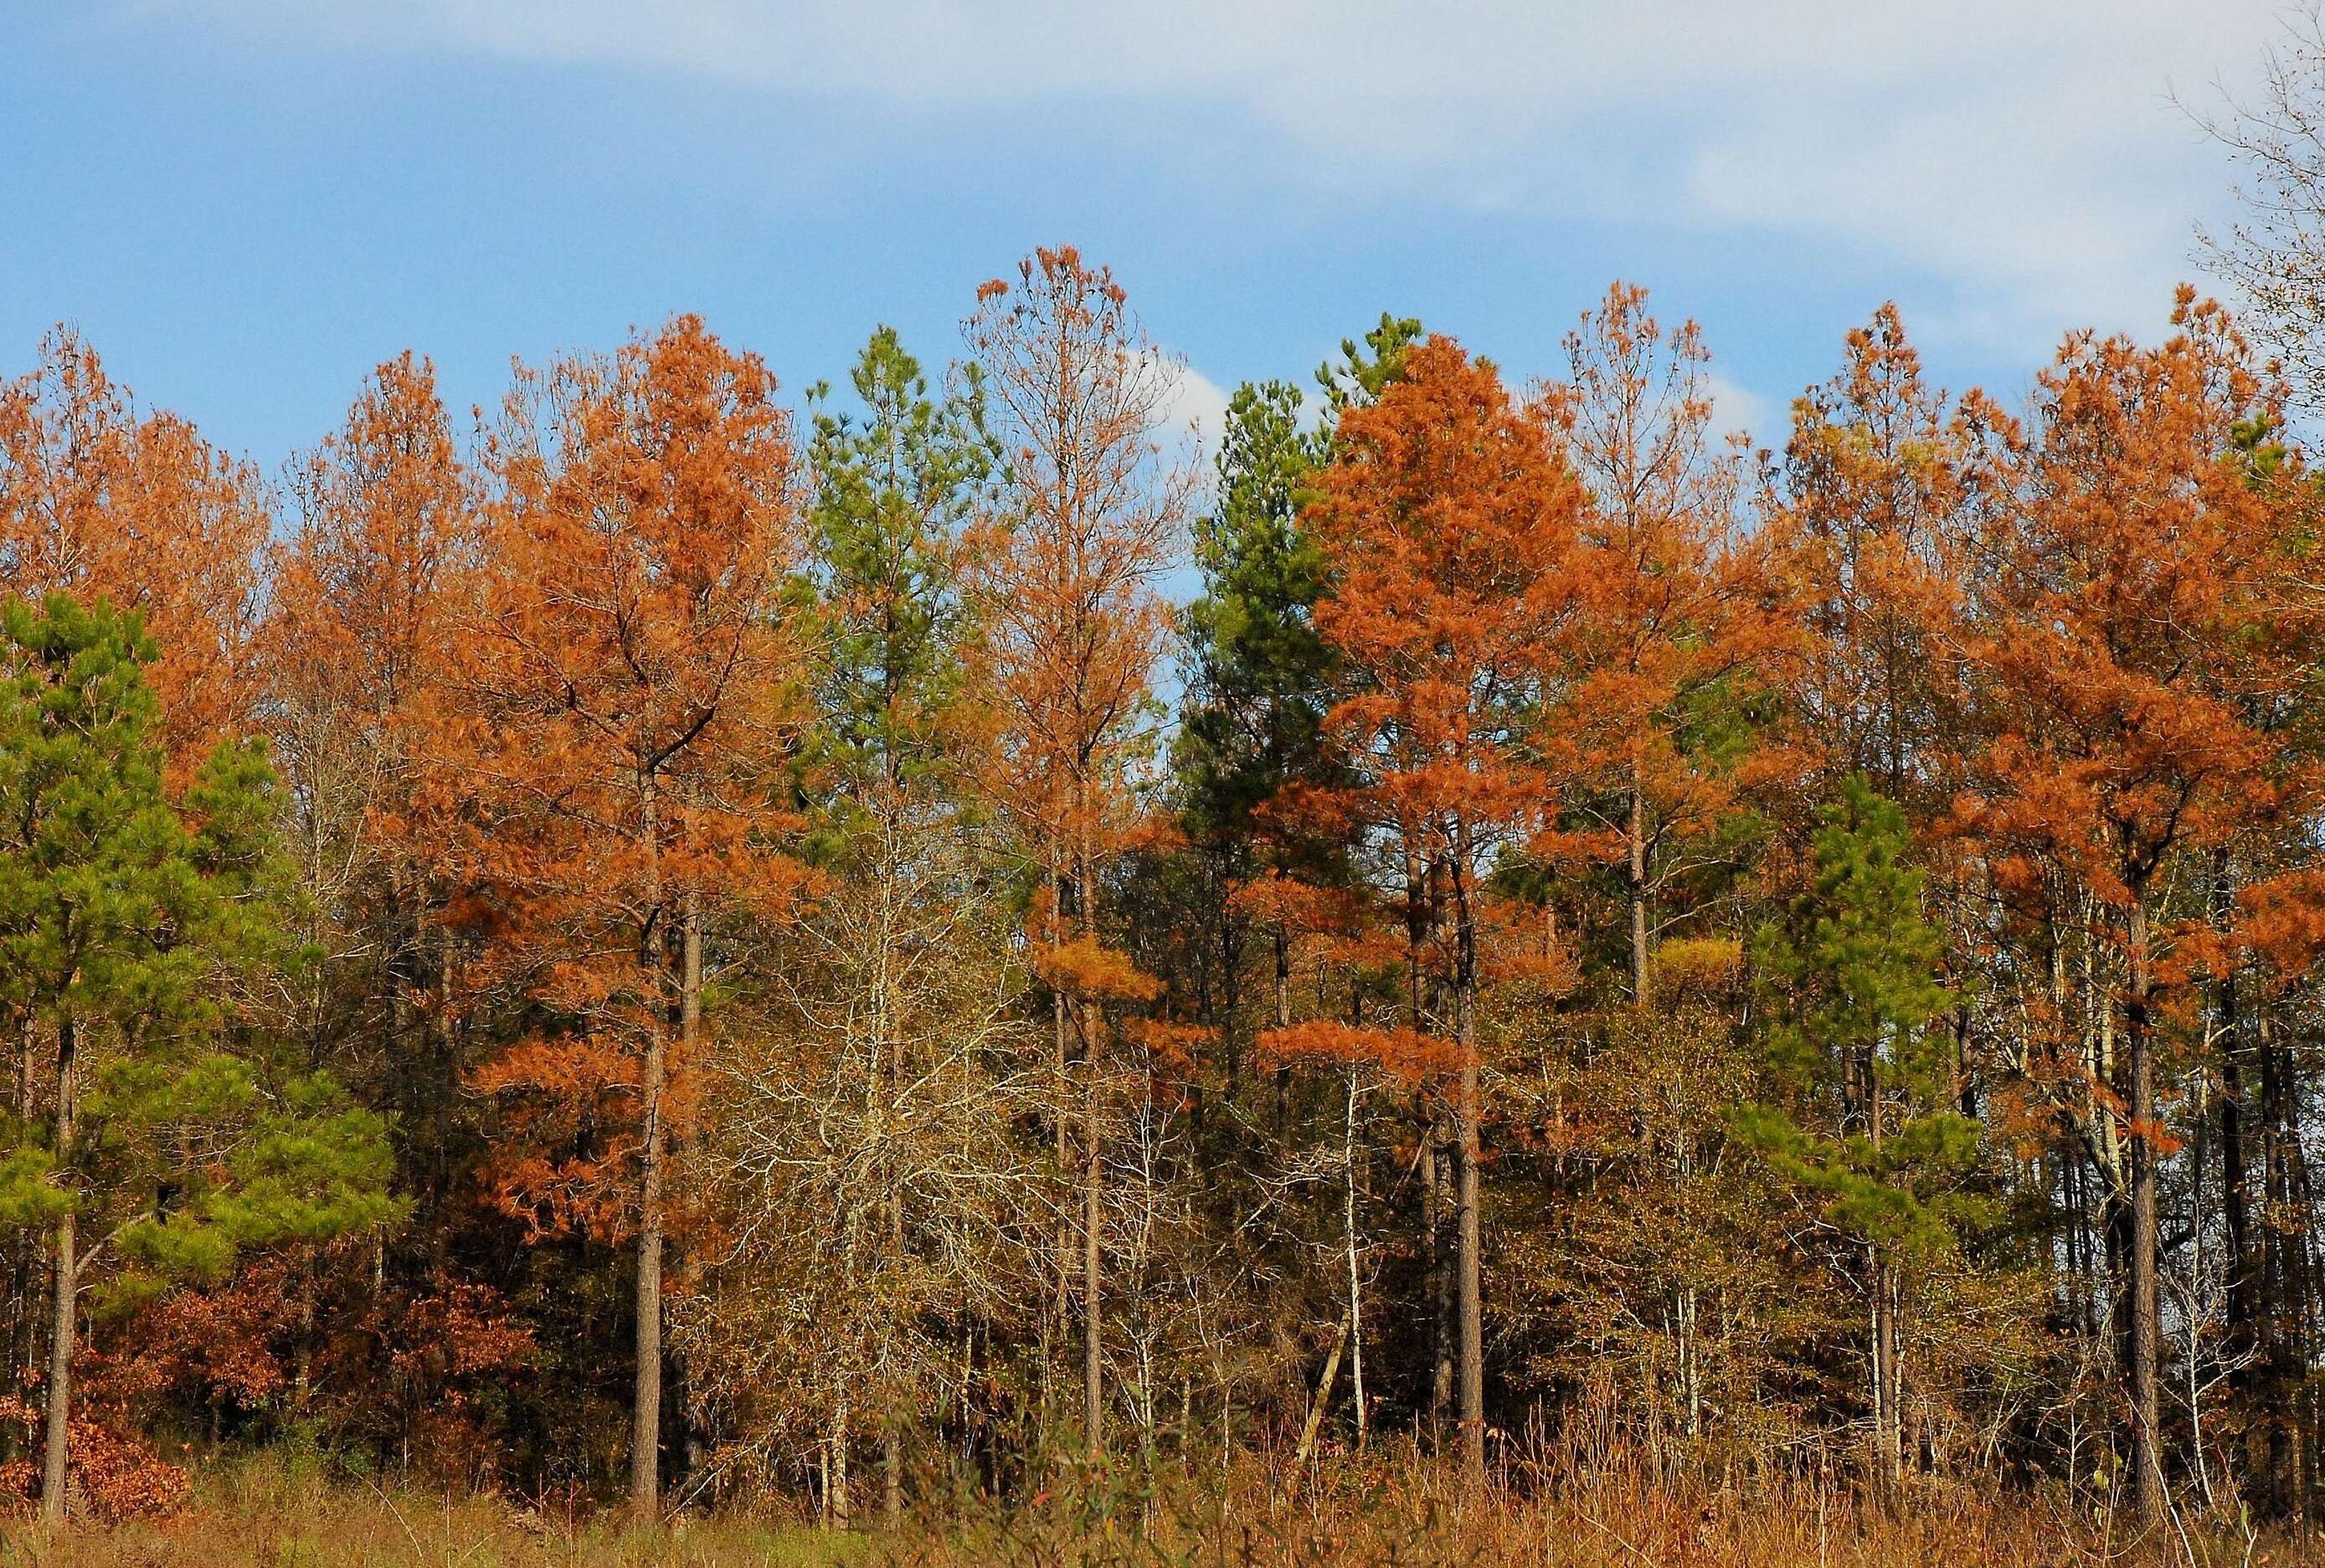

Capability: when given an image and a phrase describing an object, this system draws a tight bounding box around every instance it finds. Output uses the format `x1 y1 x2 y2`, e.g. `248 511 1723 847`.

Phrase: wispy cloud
1161 359 1232 462
1702 373 1770 449
141 0 2279 352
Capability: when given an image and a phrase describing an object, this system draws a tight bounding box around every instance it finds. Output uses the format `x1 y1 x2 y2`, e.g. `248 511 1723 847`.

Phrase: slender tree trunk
1272 915 1292 1127
1221 918 1243 1100
1453 867 1484 1480
1868 1054 1901 1494
1051 856 1074 1378
1627 776 1650 1010
2221 1045 2254 1311
631 776 666 1519
1078 844 1103 1465
883 1421 903 1528
2257 1005 2304 1510
1873 1259 1902 1493
8 1241 31 1452
1083 1086 1104 1463
40 1016 75 1526
1273 910 1291 1032
12 1017 37 1434
676 882 705 1487
831 1384 851 1530
884 1190 904 1527
2215 856 2257 1389
1345 1066 1367 1451
633 1044 666 1516
2126 893 2163 1523
1291 1314 1349 1474
1424 1123 1452 1429
1405 837 1453 1432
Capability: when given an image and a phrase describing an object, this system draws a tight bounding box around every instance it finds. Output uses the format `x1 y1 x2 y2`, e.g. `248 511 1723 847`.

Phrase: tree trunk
1404 836 1453 1432
12 1017 37 1438
884 1192 905 1527
1871 1257 1901 1493
1290 1314 1349 1474
1424 1119 1452 1429
1345 1066 1367 1451
1273 910 1291 1032
631 776 666 1519
1083 1104 1104 1463
1078 844 1103 1466
676 882 705 1488
1867 1043 1901 1495
2257 1005 2307 1511
2126 894 2163 1523
2215 854 2256 1380
1052 859 1072 1335
1627 777 1650 1010
1453 867 1484 1480
40 1016 75 1526
831 1385 851 1530
1271 917 1291 1128
633 1032 666 1518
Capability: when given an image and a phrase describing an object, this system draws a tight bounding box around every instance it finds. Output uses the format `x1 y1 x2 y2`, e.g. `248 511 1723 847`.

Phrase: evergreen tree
0 594 398 1520
1177 380 1330 871
1316 312 1425 422
1742 775 1977 1488
1177 311 1420 1067
726 326 1015 1522
804 326 995 802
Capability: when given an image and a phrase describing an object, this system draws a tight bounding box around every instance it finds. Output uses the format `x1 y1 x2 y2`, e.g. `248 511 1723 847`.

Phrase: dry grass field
1 1456 2310 1568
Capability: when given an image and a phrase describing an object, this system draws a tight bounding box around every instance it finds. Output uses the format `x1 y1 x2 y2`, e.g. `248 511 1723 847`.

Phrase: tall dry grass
0 1452 2307 1567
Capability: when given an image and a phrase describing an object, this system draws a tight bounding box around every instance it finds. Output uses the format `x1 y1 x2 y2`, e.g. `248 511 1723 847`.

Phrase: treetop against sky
0 1 2291 482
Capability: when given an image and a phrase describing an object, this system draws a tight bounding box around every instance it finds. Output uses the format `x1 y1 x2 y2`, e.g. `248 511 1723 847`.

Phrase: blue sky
0 1 2292 483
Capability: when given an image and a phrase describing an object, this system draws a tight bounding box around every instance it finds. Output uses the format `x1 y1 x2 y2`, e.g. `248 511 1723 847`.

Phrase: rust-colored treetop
1304 333 1579 854
0 328 269 770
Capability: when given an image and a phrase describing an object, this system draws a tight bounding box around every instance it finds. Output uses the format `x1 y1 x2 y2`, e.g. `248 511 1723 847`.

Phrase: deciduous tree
1304 335 1581 1475
446 316 807 1515
0 595 395 1522
964 247 1190 1463
0 331 267 772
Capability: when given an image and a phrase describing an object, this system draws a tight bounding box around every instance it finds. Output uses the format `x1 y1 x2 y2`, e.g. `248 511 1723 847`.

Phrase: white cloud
1702 373 1768 449
138 0 2281 352
1161 358 1232 461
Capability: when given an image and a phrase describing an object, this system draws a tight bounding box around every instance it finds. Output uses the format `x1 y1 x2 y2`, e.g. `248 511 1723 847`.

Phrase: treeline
3 243 2325 1535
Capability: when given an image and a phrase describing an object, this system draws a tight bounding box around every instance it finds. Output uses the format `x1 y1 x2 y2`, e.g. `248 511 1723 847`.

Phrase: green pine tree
802 324 995 812
1178 379 1331 847
780 330 1011 1519
0 594 399 1519
1315 311 1425 421
1181 310 1427 852
1745 777 1973 1249
1176 314 1420 1080
1740 775 1978 1485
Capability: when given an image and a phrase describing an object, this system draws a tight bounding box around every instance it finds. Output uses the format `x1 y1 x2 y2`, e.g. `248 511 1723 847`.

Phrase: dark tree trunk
2125 895 2163 1523
40 1017 75 1525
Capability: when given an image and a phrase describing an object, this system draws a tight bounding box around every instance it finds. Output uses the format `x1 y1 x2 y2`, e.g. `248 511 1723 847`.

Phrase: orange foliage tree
1946 291 2319 1520
963 246 1190 1462
1777 305 1992 804
1303 334 1582 1476
440 316 809 1514
1543 284 1798 1009
257 355 491 1430
0 328 268 772
271 351 482 1093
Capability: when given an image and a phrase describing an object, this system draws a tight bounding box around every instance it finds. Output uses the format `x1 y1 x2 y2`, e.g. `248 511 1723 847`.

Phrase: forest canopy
12 103 2325 1552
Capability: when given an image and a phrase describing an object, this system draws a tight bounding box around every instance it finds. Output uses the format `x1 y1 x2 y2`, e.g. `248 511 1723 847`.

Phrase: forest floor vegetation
0 1452 2312 1568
